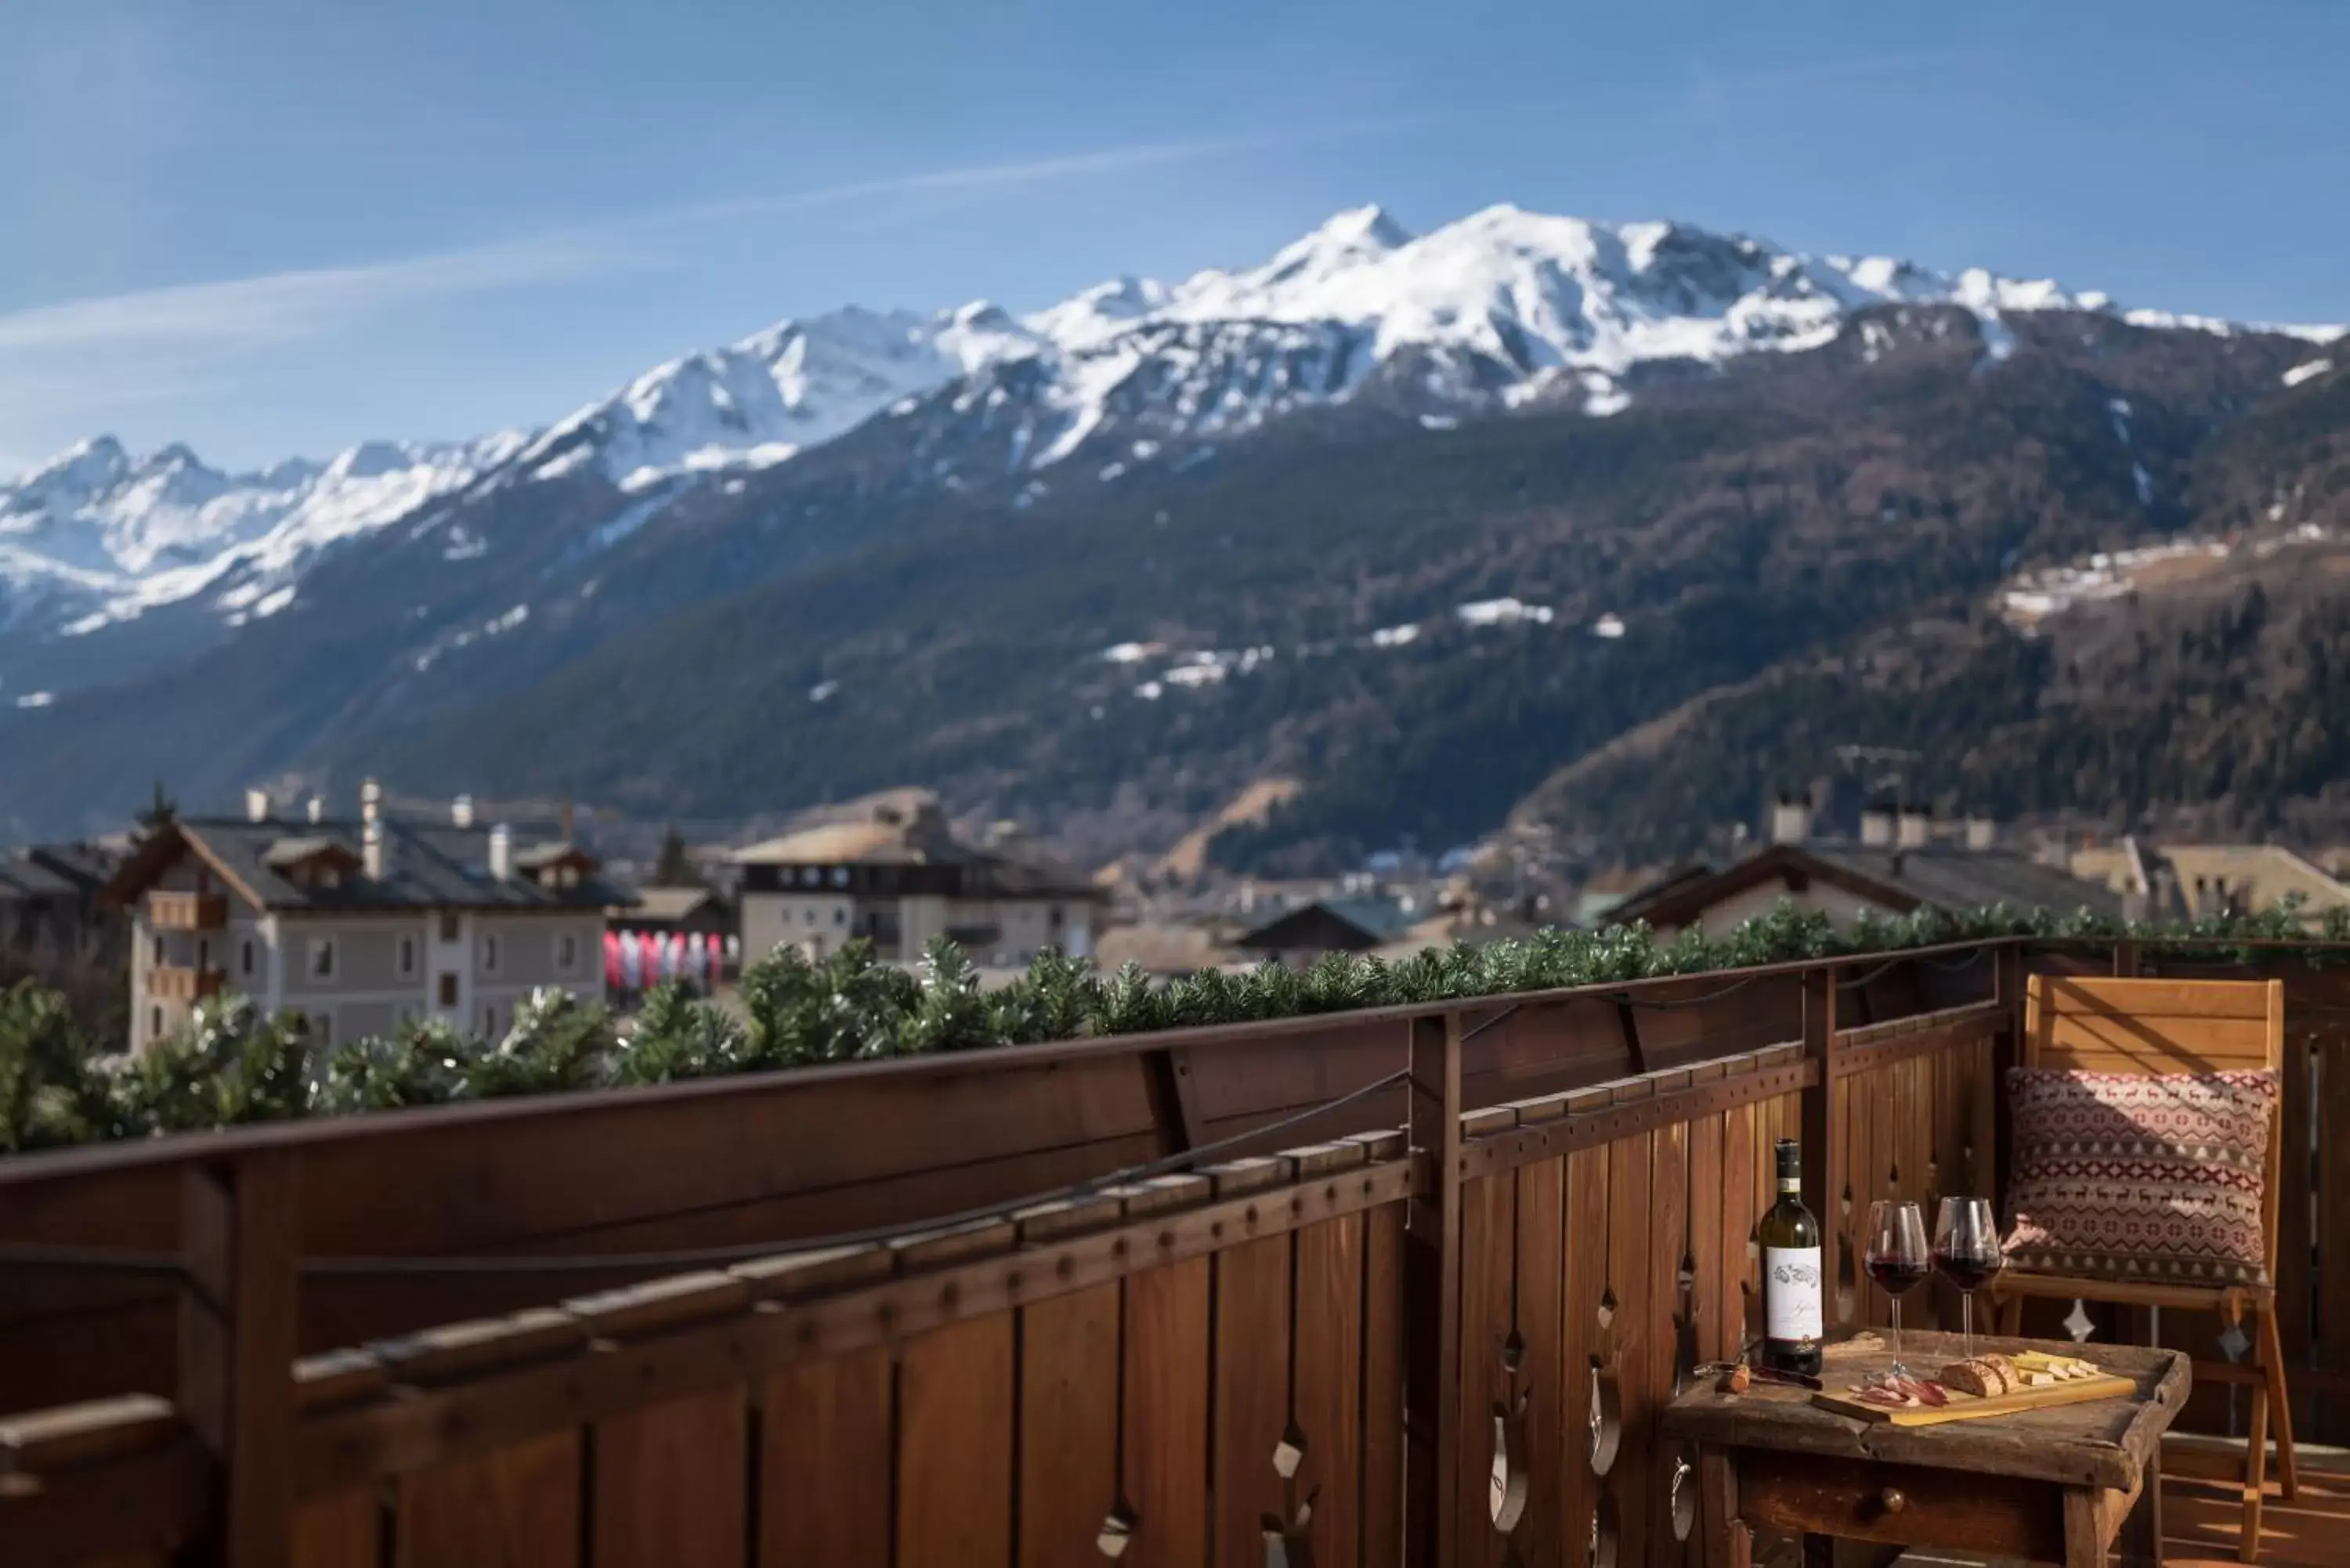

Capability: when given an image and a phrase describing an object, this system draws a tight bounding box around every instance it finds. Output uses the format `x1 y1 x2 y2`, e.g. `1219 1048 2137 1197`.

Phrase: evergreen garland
2 896 2345 1155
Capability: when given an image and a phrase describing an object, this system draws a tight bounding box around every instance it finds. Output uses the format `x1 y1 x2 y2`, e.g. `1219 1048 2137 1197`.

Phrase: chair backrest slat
2020 973 2287 1278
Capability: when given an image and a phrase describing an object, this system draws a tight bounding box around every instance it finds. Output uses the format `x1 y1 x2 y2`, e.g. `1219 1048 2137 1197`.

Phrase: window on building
398 935 418 977
834 907 846 927
483 1003 499 1037
197 938 210 970
152 934 164 966
830 867 848 888
482 932 501 974
1049 904 1065 930
240 939 255 976
804 907 816 927
312 936 337 980
439 912 461 942
150 1006 162 1040
310 1013 334 1048
439 972 459 1007
557 933 578 972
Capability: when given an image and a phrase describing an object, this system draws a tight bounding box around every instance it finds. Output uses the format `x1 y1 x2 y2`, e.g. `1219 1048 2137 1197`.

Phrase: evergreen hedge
4 898 2344 1154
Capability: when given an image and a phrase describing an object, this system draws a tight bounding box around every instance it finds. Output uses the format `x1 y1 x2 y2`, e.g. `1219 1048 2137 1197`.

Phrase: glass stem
1961 1291 1974 1360
1891 1296 1901 1357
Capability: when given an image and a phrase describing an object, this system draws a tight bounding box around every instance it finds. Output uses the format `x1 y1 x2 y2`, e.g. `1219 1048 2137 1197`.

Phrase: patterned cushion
2003 1067 2276 1286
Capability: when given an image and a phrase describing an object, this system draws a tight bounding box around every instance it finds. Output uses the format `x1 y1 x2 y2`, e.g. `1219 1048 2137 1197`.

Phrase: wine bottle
1759 1137 1824 1375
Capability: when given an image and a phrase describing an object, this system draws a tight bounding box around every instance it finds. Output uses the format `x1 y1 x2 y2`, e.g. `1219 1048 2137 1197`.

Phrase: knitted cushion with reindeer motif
2002 1066 2276 1286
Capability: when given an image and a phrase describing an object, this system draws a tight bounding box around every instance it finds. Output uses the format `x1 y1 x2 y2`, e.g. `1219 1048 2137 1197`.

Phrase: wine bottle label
1763 1246 1823 1340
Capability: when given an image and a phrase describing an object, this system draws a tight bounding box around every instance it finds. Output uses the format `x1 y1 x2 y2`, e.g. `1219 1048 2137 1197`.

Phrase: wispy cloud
0 236 609 355
0 127 1385 359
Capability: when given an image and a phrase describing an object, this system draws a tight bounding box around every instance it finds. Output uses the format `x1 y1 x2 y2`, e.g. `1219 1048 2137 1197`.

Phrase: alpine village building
108 783 621 1052
733 789 1102 966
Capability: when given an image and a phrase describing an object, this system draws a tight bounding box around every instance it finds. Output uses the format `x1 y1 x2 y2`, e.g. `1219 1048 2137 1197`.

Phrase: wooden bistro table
1662 1332 2189 1568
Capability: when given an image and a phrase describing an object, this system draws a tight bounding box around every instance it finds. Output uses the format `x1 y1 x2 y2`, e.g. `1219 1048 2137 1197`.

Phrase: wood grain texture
1606 1126 1654 1563
1293 1214 1366 1568
1018 1282 1121 1568
2278 1032 2315 1442
2323 1035 2350 1447
1363 1201 1408 1568
1213 1231 1293 1568
1121 1258 1211 1568
1457 1172 1513 1568
392 1431 581 1568
291 1489 381 1568
1516 1154 1567 1568
591 1389 747 1568
898 1313 1017 1568
1736 1447 2068 1563
1662 1332 2184 1490
1562 1141 1613 1568
1647 1111 1689 1568
759 1345 891 1568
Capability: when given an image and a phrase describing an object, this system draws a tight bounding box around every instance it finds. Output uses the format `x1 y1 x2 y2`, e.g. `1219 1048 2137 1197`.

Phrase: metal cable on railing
0 1067 1417 1281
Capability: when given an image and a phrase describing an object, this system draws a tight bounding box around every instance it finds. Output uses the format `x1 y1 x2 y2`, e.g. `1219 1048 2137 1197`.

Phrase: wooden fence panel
1120 1257 1212 1568
591 1389 747 1568
2277 1029 2316 1444
1605 1125 1655 1568
1643 1107 1688 1568
1560 1141 1612 1568
1516 1153 1567 1568
758 1346 891 1568
2321 1033 2350 1445
291 1490 381 1568
1213 1232 1292 1568
1293 1212 1367 1568
392 1432 580 1568
1018 1281 1121 1568
897 1314 1016 1568
1456 1172 1513 1568
1363 1201 1407 1568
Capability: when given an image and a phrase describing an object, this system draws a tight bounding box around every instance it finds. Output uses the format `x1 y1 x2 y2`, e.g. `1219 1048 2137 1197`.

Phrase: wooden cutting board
1813 1372 2137 1426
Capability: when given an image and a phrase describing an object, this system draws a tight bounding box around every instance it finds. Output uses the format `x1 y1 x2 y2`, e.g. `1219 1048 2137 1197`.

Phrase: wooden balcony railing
145 963 224 1002
145 890 226 931
2 937 2348 1568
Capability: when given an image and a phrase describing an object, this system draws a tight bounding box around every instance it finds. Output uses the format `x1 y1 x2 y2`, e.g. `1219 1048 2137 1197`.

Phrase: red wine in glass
1932 1196 2003 1357
1865 1258 1932 1292
1863 1201 1929 1355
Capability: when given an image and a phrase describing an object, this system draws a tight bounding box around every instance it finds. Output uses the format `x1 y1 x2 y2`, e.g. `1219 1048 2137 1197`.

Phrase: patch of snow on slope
1458 597 1555 627
2283 358 2334 388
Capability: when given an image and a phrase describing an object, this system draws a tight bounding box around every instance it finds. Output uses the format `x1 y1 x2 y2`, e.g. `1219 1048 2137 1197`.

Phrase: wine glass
1932 1196 2004 1360
1864 1201 1930 1359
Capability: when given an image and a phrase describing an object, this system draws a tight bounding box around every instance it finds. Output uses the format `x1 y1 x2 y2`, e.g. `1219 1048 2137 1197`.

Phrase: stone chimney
1768 790 1813 847
360 778 382 825
1860 802 1897 848
306 795 324 825
451 794 475 829
1963 814 1997 851
244 788 271 824
1896 806 1932 850
363 818 389 880
489 822 513 882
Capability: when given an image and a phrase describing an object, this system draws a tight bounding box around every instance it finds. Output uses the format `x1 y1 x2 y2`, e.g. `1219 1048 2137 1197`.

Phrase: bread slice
1940 1358 2002 1397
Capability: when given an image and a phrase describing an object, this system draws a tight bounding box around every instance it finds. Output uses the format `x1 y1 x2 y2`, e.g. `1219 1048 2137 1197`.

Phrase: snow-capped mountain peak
8 201 2341 667
0 432 522 638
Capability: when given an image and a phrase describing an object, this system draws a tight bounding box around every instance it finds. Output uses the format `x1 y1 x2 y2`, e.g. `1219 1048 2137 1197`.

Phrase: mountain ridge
1 206 2344 864
9 201 2335 669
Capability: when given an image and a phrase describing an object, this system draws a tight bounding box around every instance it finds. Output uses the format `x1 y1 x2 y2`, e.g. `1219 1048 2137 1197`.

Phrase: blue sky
3 0 2346 476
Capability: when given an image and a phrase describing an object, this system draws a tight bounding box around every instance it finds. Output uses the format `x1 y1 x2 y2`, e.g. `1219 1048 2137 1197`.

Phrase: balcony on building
148 963 226 1001
146 889 227 930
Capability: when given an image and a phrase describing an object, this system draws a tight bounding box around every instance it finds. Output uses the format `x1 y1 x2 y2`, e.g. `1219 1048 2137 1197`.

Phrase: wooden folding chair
1991 974 2298 1562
